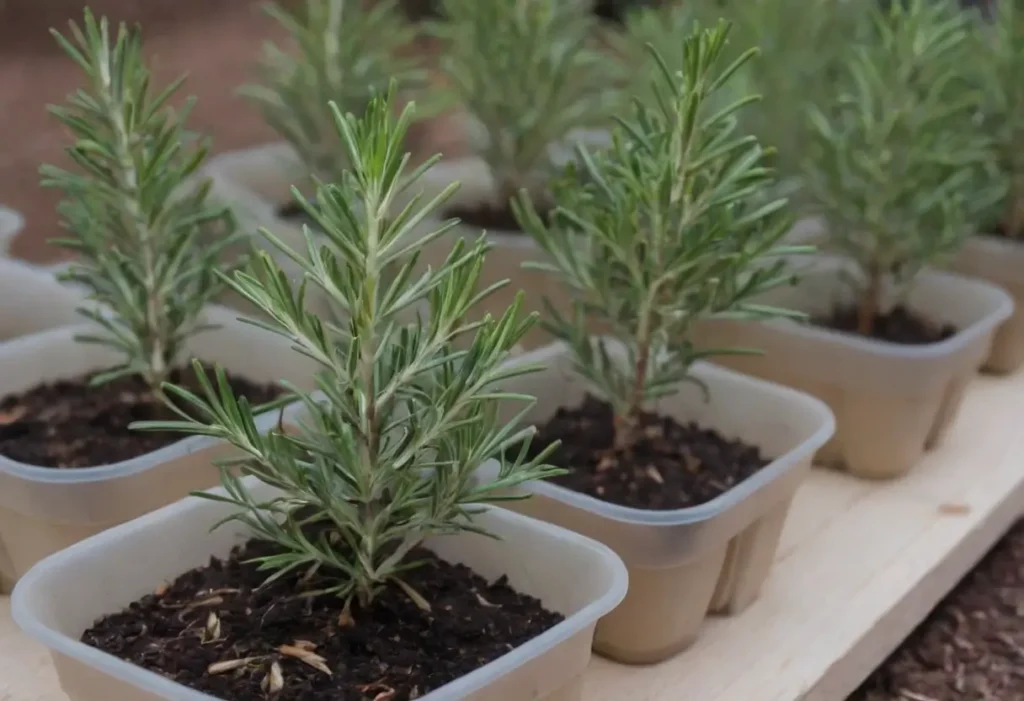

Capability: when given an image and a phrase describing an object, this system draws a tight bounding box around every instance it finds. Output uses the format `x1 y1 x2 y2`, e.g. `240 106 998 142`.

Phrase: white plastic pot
483 341 835 664
0 256 91 593
0 305 318 588
0 205 25 255
951 234 1024 374
691 255 1013 480
0 256 85 343
11 477 628 701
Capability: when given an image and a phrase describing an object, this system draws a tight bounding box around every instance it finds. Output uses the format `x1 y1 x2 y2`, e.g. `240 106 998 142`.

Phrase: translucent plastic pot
0 256 86 344
691 255 1013 480
483 342 835 664
0 305 317 589
11 478 628 701
951 234 1024 374
0 205 25 254
0 257 91 592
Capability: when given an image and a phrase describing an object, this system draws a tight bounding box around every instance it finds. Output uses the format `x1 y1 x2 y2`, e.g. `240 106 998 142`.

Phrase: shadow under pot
481 341 835 664
11 477 628 701
691 254 1014 480
0 305 318 590
951 233 1024 374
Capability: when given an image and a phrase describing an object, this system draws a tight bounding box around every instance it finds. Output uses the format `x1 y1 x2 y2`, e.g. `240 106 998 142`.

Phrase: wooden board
2 371 1023 701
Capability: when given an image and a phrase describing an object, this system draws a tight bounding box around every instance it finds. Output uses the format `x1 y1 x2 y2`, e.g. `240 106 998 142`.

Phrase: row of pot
204 141 1019 480
0 197 1012 701
1 271 833 701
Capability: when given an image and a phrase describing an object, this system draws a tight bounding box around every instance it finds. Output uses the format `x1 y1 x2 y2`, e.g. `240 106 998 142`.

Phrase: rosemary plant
138 87 560 610
242 0 427 184
619 0 871 194
41 10 242 396
514 22 803 450
802 0 999 335
428 0 615 209
975 0 1024 237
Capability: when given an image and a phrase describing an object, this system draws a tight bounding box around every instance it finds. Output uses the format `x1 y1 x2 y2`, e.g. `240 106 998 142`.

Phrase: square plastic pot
0 305 318 590
482 342 835 664
11 478 629 701
0 205 25 254
0 257 91 592
951 234 1024 374
691 255 1014 480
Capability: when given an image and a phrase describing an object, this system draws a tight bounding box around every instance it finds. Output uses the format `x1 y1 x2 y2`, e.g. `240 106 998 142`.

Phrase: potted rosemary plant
12 88 628 701
694 0 1013 480
489 23 834 664
204 0 429 316
951 0 1024 373
413 0 617 347
0 10 316 585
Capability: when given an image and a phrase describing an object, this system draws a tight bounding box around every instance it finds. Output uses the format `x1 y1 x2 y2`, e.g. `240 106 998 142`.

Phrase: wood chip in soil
81 535 563 701
524 394 769 510
816 305 956 346
850 520 1024 701
0 363 284 468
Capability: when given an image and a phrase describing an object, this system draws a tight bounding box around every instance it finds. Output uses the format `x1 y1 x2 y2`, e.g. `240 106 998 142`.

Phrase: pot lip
966 230 1024 253
0 309 298 485
759 257 1016 360
494 343 836 527
0 205 25 250
11 480 629 701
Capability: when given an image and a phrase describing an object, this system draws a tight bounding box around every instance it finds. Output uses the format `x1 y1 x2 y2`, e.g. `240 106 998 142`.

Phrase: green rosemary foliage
41 10 242 394
428 0 614 207
803 0 999 335
242 0 426 184
137 86 560 609
619 0 871 195
975 0 1024 237
514 22 804 449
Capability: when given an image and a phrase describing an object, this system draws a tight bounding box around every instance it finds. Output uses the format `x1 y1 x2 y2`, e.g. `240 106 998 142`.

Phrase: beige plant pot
0 305 318 591
0 256 90 593
951 234 1024 374
0 256 86 342
483 341 835 664
0 205 25 255
11 478 628 701
691 255 1014 481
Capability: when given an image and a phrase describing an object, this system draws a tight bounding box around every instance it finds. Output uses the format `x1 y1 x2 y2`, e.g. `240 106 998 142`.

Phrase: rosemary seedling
974 0 1024 237
514 22 803 450
41 10 243 396
428 0 615 209
619 0 871 196
137 86 560 610
242 0 427 184
802 0 1000 335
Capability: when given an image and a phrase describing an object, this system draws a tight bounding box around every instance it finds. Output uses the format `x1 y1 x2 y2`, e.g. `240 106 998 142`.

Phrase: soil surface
850 520 1024 701
82 535 563 701
447 202 530 235
0 364 283 468
818 305 957 346
986 224 1024 241
525 394 770 510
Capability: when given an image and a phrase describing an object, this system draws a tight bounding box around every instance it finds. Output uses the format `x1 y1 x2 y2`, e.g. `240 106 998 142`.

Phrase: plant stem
856 267 882 337
614 306 653 451
98 45 168 394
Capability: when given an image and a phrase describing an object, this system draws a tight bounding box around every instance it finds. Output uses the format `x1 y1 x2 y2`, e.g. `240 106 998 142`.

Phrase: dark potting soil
849 519 1024 701
278 201 318 230
446 202 530 235
81 536 564 701
525 394 770 510
0 365 283 469
817 305 957 346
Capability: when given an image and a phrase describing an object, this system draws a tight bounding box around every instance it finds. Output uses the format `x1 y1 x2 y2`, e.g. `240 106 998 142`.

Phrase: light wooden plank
1 372 1022 701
